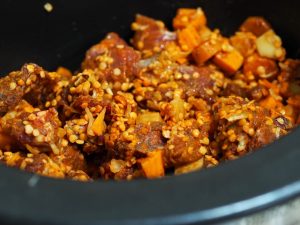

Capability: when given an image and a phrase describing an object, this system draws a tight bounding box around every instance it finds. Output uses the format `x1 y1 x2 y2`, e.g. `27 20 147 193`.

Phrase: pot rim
0 127 299 225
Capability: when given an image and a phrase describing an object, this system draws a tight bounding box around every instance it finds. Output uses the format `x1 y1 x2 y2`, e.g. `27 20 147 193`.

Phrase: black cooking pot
0 0 300 225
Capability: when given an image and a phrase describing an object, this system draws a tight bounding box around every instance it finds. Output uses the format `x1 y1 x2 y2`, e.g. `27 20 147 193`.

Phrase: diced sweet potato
177 25 201 51
213 48 244 74
192 39 223 65
240 16 272 37
139 150 165 178
173 8 207 30
259 95 282 110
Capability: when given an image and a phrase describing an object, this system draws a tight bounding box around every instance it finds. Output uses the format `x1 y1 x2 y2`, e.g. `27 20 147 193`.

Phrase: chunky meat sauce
0 8 299 181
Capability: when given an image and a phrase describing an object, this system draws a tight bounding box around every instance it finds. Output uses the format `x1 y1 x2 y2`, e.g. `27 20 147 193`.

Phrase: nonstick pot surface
0 0 300 225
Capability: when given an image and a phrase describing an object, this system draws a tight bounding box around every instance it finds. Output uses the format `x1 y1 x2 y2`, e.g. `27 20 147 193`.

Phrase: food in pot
0 8 299 181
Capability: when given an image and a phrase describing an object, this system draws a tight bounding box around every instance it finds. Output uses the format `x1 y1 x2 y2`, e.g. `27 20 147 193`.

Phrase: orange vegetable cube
173 8 207 30
213 48 244 74
139 150 165 178
192 39 222 65
177 25 201 51
259 95 282 110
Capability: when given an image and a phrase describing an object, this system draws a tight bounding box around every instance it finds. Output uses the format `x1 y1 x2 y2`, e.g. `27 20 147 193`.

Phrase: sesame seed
136 95 143 102
192 72 200 78
199 146 207 155
248 128 255 136
51 99 57 106
9 82 17 90
69 134 78 143
192 129 200 137
206 89 214 96
61 139 68 147
26 64 35 73
76 140 84 145
99 62 107 70
25 125 33 134
257 66 266 76
17 79 24 86
174 72 182 80
28 114 36 121
137 41 144 49
45 101 51 107
113 68 121 76
32 129 40 137
183 73 190 80
44 2 53 12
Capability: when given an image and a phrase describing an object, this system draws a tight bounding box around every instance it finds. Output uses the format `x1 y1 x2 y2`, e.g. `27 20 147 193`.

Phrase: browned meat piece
104 92 138 159
99 158 137 180
243 54 279 80
0 151 65 178
134 121 165 155
163 118 213 168
249 85 269 100
278 59 300 97
213 96 292 160
222 80 248 98
50 146 87 172
222 78 269 101
0 63 60 115
164 133 202 167
0 100 65 155
178 65 224 104
0 151 90 181
239 17 272 37
106 110 165 160
65 70 108 115
131 15 176 54
82 33 140 84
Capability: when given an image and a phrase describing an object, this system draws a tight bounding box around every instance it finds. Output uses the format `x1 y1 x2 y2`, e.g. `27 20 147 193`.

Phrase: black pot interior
0 0 300 225
1 0 300 74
